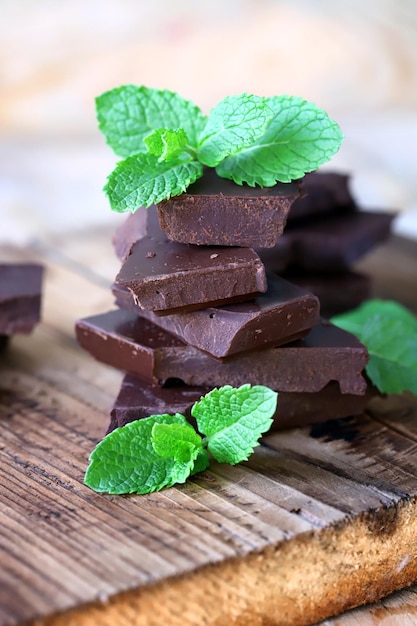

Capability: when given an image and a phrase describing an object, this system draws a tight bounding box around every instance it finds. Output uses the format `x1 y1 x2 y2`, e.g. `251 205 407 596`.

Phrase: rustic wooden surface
0 232 417 626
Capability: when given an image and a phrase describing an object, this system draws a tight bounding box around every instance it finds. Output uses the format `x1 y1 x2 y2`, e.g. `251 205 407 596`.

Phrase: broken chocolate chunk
113 273 320 358
107 375 370 434
157 167 300 247
107 375 209 434
115 230 267 315
76 311 367 395
0 264 43 335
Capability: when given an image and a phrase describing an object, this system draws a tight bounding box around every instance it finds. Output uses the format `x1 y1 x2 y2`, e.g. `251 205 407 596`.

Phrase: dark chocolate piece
282 271 371 317
113 273 320 358
115 207 267 314
157 168 300 248
288 171 355 221
76 311 367 395
0 264 43 335
108 375 370 434
76 310 186 383
107 375 209 434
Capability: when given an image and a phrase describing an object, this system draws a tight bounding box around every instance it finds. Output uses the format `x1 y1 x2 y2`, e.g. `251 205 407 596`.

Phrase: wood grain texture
0 233 416 626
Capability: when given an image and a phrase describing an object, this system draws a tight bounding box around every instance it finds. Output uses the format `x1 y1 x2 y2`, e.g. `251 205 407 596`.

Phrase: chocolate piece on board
0 264 43 335
76 311 367 395
107 375 369 435
113 273 320 358
283 271 371 317
288 171 355 222
115 236 267 316
76 309 187 383
107 375 208 434
157 168 300 248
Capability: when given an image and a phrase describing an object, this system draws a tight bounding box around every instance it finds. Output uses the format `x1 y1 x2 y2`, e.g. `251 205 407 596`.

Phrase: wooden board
1 232 417 626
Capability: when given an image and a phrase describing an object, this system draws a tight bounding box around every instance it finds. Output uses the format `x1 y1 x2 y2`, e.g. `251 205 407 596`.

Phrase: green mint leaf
332 299 417 337
144 128 189 162
191 384 277 464
362 317 417 394
216 95 343 185
151 422 203 463
96 85 206 157
332 299 417 395
84 413 194 494
197 94 274 167
104 152 203 211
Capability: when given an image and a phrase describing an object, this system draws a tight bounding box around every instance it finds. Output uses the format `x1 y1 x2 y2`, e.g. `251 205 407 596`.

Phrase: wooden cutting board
1 231 417 626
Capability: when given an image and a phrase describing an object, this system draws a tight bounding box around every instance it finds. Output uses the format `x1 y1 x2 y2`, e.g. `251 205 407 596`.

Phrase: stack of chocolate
76 170 393 433
0 263 44 352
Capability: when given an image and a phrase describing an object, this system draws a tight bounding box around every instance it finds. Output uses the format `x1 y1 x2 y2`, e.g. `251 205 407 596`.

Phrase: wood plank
0 232 417 626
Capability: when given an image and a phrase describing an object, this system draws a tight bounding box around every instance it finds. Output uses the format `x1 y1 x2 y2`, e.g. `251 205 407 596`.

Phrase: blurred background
1 0 417 244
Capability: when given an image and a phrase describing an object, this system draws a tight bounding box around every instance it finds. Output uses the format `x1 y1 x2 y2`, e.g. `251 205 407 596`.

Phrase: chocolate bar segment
0 264 43 335
108 375 370 434
107 375 209 434
157 168 300 248
76 310 186 383
115 236 267 315
113 273 320 358
76 311 367 395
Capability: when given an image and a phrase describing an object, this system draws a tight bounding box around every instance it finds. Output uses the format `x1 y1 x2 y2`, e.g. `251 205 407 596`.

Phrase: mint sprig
96 86 343 212
84 384 277 495
332 299 417 395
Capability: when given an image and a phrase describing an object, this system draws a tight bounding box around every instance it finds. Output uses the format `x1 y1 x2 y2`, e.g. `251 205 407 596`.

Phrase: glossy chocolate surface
113 273 320 358
0 264 43 335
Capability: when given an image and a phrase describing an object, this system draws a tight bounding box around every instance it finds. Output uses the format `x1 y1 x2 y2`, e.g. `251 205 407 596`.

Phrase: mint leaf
362 317 417 394
197 94 274 167
96 85 206 157
104 152 203 211
332 299 417 337
192 384 277 464
84 413 194 494
151 422 202 462
144 128 189 162
332 299 417 395
216 95 343 185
